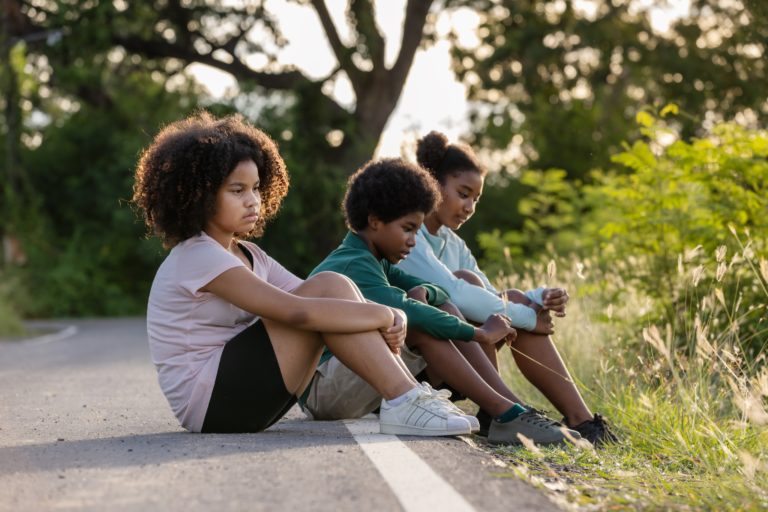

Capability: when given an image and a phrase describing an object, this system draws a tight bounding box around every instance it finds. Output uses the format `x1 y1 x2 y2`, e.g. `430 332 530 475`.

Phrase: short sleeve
242 241 303 293
175 236 244 297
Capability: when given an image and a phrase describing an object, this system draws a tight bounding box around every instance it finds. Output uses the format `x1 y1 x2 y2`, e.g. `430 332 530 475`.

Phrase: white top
147 232 302 432
396 225 544 330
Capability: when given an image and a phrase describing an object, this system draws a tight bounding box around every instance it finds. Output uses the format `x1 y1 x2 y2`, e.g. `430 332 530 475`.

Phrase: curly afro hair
343 158 439 232
416 131 485 184
132 111 289 248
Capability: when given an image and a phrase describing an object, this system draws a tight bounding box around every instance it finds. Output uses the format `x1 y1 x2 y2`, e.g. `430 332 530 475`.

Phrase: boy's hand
542 288 569 317
407 286 428 304
380 308 407 355
532 309 554 335
474 314 517 346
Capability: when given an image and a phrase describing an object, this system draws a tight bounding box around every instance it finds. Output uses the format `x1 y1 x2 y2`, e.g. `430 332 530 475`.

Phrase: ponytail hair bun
416 131 450 175
415 130 484 183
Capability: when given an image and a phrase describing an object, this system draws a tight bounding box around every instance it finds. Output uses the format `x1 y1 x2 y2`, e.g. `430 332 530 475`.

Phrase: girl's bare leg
509 330 592 425
453 270 593 426
262 271 416 400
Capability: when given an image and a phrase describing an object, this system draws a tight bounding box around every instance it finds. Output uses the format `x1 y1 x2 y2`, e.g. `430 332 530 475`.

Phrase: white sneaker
419 382 481 433
379 387 472 436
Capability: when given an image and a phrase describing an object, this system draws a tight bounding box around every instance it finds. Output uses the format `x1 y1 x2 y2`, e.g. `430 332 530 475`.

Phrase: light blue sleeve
398 232 537 330
455 235 499 293
524 287 546 306
450 231 547 308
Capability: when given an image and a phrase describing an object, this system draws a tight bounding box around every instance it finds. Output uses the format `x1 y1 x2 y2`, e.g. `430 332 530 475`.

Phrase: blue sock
496 403 528 423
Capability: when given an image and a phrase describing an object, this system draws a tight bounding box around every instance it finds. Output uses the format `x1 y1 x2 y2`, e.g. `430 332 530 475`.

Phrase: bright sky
189 0 690 159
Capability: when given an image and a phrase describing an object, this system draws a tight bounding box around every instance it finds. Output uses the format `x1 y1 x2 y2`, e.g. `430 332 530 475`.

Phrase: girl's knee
453 269 484 287
304 271 358 299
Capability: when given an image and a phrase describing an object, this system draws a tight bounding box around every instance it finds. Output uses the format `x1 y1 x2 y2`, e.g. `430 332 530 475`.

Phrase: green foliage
475 169 585 263
0 271 24 337
452 0 768 180
480 113 768 353
11 71 197 317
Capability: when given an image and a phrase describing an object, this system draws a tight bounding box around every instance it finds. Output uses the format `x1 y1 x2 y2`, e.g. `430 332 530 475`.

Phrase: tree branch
349 0 385 70
391 0 432 84
309 0 362 90
113 35 307 90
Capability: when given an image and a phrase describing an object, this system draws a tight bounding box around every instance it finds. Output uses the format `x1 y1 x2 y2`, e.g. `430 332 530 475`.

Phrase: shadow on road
0 419 357 475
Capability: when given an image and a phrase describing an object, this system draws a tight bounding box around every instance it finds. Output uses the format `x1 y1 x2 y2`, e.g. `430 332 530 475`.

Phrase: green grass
485 247 768 510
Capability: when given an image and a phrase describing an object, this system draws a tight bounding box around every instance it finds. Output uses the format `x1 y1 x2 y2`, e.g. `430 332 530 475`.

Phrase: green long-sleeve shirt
310 232 476 364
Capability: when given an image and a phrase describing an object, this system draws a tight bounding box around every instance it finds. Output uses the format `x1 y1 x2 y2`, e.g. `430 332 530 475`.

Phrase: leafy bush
11 72 195 317
0 271 24 336
479 112 768 353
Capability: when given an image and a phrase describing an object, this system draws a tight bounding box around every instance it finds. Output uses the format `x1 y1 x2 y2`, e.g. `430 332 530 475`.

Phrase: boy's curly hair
343 158 439 231
416 130 485 184
132 112 289 248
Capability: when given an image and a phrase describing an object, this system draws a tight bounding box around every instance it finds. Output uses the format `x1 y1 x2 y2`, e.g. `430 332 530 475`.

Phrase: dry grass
487 237 768 510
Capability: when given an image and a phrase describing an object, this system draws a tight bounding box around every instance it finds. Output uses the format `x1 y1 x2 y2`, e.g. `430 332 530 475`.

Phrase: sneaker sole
379 423 471 436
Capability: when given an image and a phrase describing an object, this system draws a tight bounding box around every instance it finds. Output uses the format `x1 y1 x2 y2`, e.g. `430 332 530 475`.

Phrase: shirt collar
419 224 447 255
343 231 370 251
343 231 389 266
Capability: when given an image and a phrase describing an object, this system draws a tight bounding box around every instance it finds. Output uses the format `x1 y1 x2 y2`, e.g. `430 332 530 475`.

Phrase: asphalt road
0 318 559 512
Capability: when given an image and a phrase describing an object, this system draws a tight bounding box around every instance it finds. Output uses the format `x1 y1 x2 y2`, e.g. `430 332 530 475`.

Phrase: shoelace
519 411 560 428
420 383 466 416
420 382 452 400
413 391 455 418
527 406 563 426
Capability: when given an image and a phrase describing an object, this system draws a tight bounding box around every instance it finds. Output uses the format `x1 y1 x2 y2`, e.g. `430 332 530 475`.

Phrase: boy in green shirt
302 158 578 445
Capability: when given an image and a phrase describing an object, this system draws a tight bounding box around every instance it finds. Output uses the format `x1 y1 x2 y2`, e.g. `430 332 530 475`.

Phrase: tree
451 0 768 180
3 0 445 318
1 0 33 265
23 0 438 272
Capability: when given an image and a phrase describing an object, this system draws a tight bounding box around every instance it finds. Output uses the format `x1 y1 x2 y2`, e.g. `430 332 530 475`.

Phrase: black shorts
201 320 296 433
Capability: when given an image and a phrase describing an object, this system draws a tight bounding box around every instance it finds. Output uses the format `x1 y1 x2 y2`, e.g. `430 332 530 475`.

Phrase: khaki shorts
303 346 427 420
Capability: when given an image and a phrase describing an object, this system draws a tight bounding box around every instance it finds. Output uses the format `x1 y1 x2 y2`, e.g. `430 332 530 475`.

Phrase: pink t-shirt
147 232 303 432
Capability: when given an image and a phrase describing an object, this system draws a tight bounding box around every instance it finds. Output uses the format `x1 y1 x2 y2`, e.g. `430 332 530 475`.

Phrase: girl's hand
542 288 569 317
533 310 554 335
380 308 407 355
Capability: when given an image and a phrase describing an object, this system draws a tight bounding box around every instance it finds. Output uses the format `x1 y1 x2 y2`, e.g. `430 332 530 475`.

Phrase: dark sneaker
567 413 618 446
488 410 581 446
475 409 492 437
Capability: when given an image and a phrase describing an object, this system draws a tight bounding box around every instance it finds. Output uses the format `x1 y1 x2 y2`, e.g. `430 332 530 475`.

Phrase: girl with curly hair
395 131 618 445
132 113 470 435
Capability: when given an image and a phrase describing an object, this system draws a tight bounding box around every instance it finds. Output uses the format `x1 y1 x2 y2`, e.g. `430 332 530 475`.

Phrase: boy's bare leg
454 270 594 426
449 338 519 403
407 329 518 417
263 272 415 400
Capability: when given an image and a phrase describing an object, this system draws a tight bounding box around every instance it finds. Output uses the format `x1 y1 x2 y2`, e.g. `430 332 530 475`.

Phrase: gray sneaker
487 410 582 446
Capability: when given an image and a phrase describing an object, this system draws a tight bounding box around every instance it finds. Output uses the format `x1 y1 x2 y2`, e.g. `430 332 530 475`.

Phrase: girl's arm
203 266 394 333
400 234 538 329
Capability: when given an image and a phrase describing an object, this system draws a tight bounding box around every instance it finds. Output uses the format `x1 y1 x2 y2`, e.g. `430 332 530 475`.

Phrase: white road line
345 419 476 512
